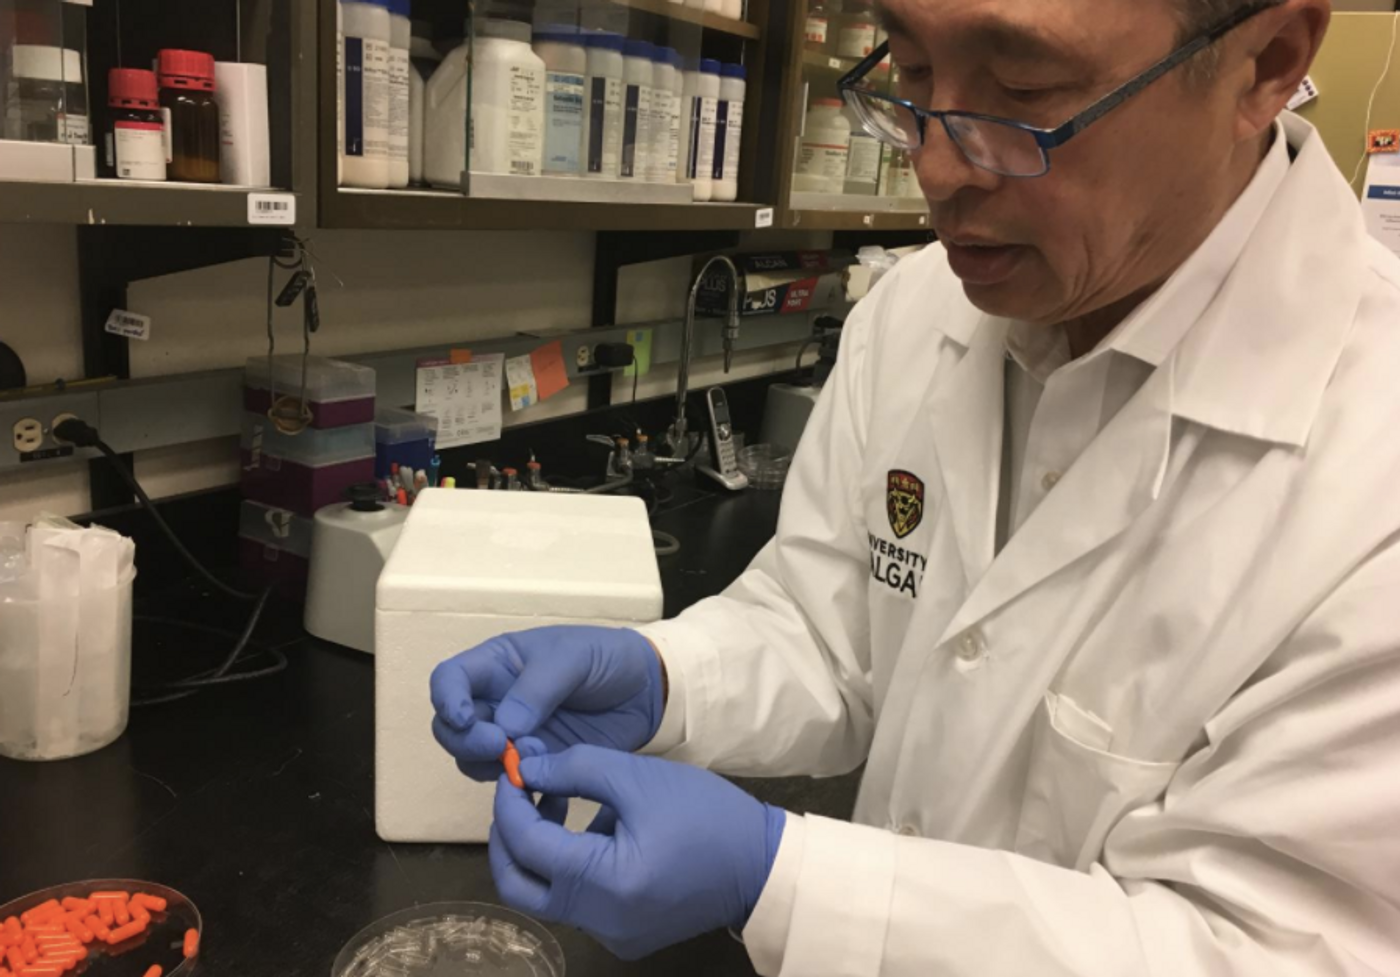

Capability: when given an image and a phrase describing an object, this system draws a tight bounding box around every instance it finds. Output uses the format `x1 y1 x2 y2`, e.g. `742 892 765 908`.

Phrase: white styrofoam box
375 489 664 843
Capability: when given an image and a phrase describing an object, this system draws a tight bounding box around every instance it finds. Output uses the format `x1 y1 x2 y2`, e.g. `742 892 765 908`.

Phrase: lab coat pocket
1015 693 1179 872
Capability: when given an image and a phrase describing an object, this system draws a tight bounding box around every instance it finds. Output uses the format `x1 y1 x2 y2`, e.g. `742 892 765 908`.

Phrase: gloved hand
430 626 664 781
489 745 787 961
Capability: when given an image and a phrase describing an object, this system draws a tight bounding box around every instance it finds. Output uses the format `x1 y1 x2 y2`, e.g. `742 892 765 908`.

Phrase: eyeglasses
838 1 1277 178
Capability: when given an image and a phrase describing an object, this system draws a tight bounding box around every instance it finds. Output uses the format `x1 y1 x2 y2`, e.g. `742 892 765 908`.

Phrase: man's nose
913 119 1001 204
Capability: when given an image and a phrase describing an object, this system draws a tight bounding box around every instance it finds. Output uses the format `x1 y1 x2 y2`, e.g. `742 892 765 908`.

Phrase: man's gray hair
1177 0 1249 76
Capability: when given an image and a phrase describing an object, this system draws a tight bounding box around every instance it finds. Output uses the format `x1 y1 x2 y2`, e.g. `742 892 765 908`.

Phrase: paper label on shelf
530 341 570 401
505 354 539 411
544 71 585 174
248 193 297 225
104 309 151 341
755 207 774 228
415 354 504 449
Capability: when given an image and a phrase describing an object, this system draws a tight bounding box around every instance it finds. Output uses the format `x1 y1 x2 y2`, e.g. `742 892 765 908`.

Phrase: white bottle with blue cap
647 47 679 183
386 0 411 188
583 32 625 179
620 39 654 180
713 62 745 202
682 58 721 201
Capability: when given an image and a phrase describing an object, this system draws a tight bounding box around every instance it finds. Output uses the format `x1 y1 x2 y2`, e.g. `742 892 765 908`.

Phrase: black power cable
55 418 284 706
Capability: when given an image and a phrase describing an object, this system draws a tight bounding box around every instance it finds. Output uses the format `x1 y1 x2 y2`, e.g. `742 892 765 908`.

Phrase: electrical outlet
12 418 42 453
50 413 81 445
576 345 592 369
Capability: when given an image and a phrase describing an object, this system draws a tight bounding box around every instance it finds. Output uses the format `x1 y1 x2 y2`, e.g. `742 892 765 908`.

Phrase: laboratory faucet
664 255 742 459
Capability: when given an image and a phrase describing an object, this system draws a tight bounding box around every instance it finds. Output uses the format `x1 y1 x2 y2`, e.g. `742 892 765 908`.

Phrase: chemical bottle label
722 100 744 182
388 47 411 163
837 23 877 59
506 65 543 177
685 95 703 179
345 36 365 156
544 71 584 174
713 100 729 181
594 77 623 176
805 16 828 43
621 83 651 178
846 132 881 183
114 119 166 181
665 94 682 179
696 95 719 181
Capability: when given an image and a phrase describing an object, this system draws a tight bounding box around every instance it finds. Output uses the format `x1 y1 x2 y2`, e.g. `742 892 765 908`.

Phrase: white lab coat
640 112 1400 976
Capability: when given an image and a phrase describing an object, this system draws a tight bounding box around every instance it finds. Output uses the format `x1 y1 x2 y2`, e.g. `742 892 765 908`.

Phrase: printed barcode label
754 207 774 229
247 192 297 226
103 309 151 341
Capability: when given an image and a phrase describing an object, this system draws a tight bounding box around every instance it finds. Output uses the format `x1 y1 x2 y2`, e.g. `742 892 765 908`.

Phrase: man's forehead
875 0 1169 60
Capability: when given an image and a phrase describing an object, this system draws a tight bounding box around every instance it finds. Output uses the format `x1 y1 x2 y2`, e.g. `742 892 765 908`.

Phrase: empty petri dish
332 902 564 977
0 878 202 976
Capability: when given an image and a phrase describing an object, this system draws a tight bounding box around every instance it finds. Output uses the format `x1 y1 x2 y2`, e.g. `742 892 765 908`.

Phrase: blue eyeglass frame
837 0 1279 178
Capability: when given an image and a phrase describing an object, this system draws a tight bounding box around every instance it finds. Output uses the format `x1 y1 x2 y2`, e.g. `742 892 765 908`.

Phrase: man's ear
1235 0 1330 139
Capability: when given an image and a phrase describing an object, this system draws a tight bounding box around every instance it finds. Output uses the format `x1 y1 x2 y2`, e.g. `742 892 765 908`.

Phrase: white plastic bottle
582 31 624 179
341 0 391 188
682 59 720 201
533 26 585 176
646 47 676 183
793 97 850 194
471 19 545 177
712 62 745 202
836 0 877 59
620 40 653 181
422 36 470 188
843 100 879 195
408 20 440 184
386 0 411 188
663 48 684 185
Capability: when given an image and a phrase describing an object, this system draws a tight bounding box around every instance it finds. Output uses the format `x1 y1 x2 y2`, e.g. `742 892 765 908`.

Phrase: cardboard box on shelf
696 250 858 319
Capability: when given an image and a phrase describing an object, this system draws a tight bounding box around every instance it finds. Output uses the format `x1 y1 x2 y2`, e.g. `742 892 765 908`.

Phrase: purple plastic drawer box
244 355 376 430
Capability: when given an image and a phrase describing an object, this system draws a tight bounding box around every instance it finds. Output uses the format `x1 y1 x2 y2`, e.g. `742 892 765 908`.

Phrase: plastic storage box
244 355 376 429
375 489 663 843
238 499 314 590
240 413 375 516
375 407 438 481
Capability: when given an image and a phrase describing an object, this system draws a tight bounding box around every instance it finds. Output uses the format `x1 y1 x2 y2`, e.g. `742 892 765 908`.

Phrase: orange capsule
31 936 77 949
104 920 146 946
128 903 149 926
19 938 36 964
181 929 199 959
142 966 162 977
130 895 167 914
55 902 87 919
94 903 113 929
80 919 108 944
18 967 64 977
19 903 59 927
17 928 58 938
0 935 16 950
59 918 90 947
502 739 524 789
111 902 129 927
0 964 9 977
86 893 129 904
6 947 26 971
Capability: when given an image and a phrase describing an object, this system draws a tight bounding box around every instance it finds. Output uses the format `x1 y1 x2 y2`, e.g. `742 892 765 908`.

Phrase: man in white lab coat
431 0 1400 972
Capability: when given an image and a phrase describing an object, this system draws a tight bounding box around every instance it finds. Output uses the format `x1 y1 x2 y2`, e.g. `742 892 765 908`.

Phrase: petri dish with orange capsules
0 879 201 977
332 902 563 977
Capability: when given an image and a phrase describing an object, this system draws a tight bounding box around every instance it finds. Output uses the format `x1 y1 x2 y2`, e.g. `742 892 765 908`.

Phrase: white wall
0 224 828 522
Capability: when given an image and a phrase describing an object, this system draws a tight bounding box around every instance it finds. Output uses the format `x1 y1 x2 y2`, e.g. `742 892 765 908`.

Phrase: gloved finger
515 736 549 759
456 757 505 783
517 745 637 817
493 771 604 883
492 636 591 739
537 793 569 826
429 649 514 730
489 822 552 918
586 804 619 836
432 714 508 762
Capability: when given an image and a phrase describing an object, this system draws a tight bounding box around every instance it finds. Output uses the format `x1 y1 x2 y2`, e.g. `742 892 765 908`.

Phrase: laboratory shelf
319 188 771 232
604 0 763 40
0 179 300 227
785 192 931 231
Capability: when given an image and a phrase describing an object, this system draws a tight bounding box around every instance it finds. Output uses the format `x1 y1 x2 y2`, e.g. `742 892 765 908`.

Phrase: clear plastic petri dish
332 902 564 977
0 878 202 976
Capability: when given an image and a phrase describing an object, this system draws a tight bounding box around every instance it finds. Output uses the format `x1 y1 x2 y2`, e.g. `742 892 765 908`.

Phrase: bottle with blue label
582 32 624 179
533 26 585 176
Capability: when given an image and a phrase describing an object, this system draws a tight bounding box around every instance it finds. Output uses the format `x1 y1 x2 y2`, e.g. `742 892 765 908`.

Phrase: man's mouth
941 236 1028 287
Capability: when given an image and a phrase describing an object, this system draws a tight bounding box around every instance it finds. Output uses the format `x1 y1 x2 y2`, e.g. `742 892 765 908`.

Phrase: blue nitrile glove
430 626 664 782
489 745 787 961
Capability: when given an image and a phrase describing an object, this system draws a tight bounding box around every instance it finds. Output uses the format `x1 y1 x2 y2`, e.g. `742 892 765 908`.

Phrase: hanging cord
1350 13 1400 189
52 418 283 706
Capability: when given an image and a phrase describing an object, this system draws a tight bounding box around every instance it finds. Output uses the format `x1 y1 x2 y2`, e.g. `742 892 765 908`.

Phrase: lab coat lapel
925 317 1009 592
942 358 1175 643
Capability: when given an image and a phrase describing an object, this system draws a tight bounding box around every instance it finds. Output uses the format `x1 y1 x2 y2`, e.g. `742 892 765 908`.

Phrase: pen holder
0 567 135 762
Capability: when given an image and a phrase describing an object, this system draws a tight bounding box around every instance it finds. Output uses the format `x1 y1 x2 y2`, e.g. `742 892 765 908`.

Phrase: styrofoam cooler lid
244 355 376 403
377 490 662 618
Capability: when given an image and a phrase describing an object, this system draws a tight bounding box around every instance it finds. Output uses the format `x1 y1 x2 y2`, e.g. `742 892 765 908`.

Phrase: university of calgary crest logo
886 470 924 539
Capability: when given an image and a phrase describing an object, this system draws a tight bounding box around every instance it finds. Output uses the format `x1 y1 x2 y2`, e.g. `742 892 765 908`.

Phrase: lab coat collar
1160 113 1367 448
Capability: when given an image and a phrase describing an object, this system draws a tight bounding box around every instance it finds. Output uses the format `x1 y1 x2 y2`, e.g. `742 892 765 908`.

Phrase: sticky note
530 341 570 401
505 354 538 411
450 349 474 364
623 329 653 378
